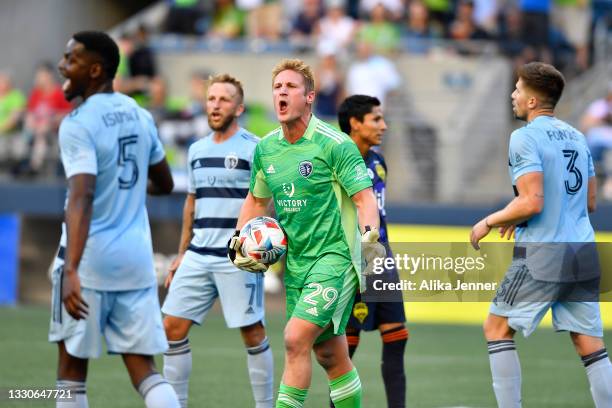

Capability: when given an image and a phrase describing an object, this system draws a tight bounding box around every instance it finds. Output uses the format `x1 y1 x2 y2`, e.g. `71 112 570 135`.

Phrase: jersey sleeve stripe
191 157 251 171
319 122 349 140
316 125 344 144
193 217 238 229
195 187 249 199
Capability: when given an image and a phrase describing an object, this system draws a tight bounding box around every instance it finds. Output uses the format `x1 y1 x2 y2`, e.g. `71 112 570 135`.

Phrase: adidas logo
266 164 275 174
305 307 318 317
245 306 255 314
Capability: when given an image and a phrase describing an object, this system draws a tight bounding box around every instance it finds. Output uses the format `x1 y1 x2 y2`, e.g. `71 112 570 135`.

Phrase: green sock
329 367 362 407
276 382 308 408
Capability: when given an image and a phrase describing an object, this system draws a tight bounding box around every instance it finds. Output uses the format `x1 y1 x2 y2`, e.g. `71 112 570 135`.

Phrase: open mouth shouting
278 100 289 115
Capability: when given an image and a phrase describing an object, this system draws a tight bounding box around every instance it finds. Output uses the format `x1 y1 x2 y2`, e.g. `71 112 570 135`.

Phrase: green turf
0 306 606 407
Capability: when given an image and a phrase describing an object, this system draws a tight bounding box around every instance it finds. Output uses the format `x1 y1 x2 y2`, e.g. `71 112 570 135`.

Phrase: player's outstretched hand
165 253 184 288
499 224 516 240
361 226 386 276
470 217 492 250
227 231 268 273
62 267 89 320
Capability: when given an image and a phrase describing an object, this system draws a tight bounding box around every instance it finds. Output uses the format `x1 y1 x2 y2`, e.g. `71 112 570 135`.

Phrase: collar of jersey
279 114 319 143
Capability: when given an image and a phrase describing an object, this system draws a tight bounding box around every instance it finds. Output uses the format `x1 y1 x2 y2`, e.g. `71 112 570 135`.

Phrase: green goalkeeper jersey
250 115 372 287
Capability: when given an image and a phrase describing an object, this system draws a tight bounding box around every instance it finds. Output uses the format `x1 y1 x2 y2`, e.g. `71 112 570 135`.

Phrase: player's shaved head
517 62 565 109
338 95 381 134
272 59 315 94
72 31 120 80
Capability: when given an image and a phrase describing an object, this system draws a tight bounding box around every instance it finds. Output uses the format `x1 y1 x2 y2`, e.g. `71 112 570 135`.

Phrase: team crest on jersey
298 161 313 178
375 163 386 181
282 182 295 197
224 153 239 169
352 302 369 324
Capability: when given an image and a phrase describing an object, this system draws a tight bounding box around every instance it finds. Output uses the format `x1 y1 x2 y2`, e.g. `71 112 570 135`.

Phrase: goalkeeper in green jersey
227 59 385 408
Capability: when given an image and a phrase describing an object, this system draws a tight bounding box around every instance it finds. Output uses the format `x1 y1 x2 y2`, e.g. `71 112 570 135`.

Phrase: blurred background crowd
0 0 610 199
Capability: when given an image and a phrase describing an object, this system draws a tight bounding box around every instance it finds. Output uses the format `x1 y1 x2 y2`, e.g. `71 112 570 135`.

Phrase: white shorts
161 250 265 328
48 267 168 359
489 258 603 338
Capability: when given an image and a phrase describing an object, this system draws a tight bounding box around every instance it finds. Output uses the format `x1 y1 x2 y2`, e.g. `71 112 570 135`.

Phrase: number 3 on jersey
563 149 582 195
118 135 139 189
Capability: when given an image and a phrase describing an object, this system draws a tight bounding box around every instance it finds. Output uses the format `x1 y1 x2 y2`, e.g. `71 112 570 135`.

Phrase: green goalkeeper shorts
285 254 358 344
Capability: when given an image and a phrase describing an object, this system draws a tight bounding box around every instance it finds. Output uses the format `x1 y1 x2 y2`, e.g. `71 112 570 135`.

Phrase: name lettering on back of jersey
546 129 579 142
101 109 138 127
266 164 276 174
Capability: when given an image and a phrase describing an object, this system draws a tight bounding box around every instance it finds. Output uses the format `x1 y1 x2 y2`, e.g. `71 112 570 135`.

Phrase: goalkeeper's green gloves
227 231 268 273
361 226 386 276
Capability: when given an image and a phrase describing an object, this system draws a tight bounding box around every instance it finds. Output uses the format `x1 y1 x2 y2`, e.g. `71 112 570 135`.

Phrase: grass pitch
0 306 606 407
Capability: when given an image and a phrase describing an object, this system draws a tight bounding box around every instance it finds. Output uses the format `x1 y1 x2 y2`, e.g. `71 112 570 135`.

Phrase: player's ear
90 62 103 80
306 90 315 105
349 116 361 132
235 102 245 117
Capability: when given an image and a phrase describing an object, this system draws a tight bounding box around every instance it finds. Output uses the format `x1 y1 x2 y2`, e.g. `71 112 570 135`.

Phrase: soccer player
336 94 408 408
470 62 612 407
50 31 179 407
228 59 385 408
162 74 274 408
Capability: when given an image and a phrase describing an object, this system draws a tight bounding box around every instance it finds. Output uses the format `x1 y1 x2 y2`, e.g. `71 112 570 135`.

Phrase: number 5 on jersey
118 135 139 189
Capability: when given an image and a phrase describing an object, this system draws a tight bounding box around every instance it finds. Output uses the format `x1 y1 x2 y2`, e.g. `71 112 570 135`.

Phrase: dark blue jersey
364 149 391 253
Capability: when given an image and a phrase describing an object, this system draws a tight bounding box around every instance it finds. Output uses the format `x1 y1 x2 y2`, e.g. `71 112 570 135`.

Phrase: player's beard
208 113 234 132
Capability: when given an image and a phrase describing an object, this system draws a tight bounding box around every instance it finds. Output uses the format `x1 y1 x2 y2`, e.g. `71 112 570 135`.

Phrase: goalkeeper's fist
361 226 386 276
227 231 268 273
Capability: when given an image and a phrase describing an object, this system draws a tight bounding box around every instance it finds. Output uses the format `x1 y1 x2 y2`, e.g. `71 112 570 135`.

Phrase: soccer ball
239 216 287 265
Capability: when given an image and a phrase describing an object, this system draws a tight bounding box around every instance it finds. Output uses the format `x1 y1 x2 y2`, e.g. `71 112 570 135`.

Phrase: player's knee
483 315 514 340
283 330 311 359
315 346 337 370
240 321 266 347
163 316 191 341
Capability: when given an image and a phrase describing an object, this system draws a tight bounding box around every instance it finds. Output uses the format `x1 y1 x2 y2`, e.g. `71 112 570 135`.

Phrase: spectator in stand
0 70 26 164
130 25 157 80
316 0 356 59
519 0 552 63
165 0 206 35
473 0 500 35
357 2 402 55
209 0 246 39
241 0 283 41
450 0 492 54
497 6 529 68
422 0 454 36
552 0 592 71
23 62 72 174
314 48 344 121
346 40 401 107
403 0 440 53
360 0 405 20
290 0 324 48
581 84 612 199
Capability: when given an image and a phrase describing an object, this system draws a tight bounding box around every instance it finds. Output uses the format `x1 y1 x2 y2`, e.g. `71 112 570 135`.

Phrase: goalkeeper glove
361 226 386 276
227 230 268 273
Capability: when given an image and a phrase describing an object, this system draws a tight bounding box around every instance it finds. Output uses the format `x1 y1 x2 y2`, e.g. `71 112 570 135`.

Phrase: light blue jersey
186 128 258 270
57 92 165 291
509 115 595 243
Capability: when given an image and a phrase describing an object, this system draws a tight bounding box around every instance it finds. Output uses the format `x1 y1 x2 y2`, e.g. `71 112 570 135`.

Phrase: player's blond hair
208 73 244 103
271 59 315 94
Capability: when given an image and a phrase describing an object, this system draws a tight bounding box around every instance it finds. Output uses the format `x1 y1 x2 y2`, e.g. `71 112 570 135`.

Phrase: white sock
164 337 192 408
582 348 612 407
488 340 522 408
137 373 180 408
56 380 88 408
246 337 274 408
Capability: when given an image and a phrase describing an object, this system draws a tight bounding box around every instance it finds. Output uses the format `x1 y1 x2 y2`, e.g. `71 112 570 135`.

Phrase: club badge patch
225 153 239 170
298 161 313 178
